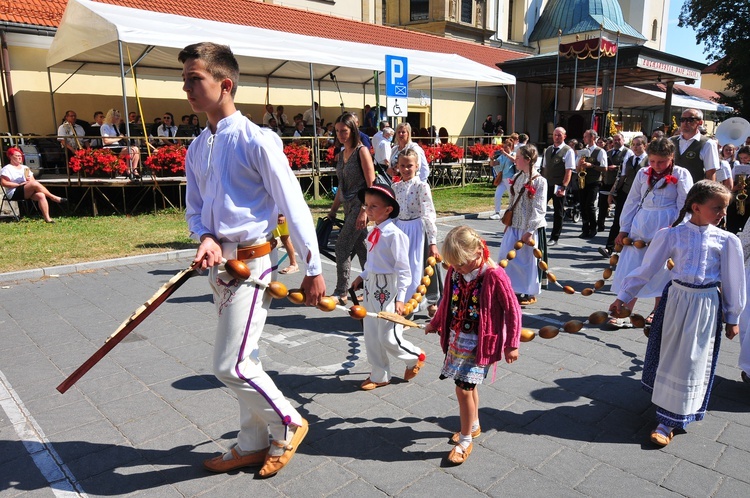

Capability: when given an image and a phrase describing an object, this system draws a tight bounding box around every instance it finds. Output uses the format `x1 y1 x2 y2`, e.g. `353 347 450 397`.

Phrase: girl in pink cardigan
425 226 522 465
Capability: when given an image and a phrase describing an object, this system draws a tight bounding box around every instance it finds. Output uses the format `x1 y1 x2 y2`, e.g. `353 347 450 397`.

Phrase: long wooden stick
56 261 199 394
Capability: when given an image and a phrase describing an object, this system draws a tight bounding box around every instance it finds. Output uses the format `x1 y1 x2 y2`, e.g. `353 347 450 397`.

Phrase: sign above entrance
386 96 406 117
636 57 701 81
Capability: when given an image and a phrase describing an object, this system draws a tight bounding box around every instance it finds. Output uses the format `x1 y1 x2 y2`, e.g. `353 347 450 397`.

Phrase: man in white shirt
374 127 394 172
57 110 87 154
262 104 275 126
302 102 321 127
371 120 390 152
670 108 717 183
541 127 575 245
577 129 608 238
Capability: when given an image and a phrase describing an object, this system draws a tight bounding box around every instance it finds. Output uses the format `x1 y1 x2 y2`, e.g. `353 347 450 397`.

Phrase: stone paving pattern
1 215 750 497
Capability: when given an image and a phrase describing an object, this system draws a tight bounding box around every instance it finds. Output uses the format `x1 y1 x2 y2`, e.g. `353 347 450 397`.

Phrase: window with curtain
411 0 429 21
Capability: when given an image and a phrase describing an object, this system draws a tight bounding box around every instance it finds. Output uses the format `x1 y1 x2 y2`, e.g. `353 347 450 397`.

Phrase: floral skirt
440 327 488 385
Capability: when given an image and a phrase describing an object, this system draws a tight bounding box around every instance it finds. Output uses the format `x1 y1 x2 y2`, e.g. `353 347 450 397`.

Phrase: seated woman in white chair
1 147 67 223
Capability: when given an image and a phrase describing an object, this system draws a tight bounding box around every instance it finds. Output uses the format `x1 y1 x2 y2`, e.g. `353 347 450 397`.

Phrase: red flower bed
468 143 500 160
144 145 187 174
69 148 128 177
284 142 311 170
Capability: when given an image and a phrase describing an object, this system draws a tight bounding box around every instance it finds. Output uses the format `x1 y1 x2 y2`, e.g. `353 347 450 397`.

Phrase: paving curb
0 212 496 283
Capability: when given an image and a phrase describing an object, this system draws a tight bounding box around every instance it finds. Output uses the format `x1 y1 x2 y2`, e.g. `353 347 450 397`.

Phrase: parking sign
385 55 408 117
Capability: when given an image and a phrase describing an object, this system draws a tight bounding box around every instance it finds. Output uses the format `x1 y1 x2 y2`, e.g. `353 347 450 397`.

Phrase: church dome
529 0 646 42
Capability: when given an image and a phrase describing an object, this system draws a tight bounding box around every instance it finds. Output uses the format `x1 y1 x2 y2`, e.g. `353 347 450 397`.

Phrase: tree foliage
679 0 750 118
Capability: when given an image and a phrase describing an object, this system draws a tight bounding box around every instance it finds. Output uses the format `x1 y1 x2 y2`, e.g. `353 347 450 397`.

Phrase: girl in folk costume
425 226 521 465
609 138 693 328
393 149 440 313
497 144 548 306
726 145 750 234
738 215 750 384
611 181 745 447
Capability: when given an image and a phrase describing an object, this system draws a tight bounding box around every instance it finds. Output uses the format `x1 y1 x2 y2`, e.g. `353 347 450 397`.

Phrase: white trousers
494 177 511 213
363 272 421 383
209 244 302 452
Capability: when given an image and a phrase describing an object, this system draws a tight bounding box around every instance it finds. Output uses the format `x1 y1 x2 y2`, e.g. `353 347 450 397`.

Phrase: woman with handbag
497 144 548 306
326 112 376 304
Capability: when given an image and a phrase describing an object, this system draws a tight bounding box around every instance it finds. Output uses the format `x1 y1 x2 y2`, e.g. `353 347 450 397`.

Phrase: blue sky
664 0 710 64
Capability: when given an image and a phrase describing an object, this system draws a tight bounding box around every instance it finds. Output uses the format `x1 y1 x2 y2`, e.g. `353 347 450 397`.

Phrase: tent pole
429 77 434 142
47 67 57 134
473 81 478 141
610 31 621 114
591 26 603 130
309 63 320 200
571 57 578 110
117 41 130 138
554 29 561 126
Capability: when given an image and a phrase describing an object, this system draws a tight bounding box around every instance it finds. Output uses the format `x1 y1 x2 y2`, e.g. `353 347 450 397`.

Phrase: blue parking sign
385 55 408 98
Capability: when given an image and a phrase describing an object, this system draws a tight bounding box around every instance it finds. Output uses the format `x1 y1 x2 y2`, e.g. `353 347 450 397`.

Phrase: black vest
605 147 628 185
671 135 709 183
620 154 645 194
542 144 570 186
583 146 603 185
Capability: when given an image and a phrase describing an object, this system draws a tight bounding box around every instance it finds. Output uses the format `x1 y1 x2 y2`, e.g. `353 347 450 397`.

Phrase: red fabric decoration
367 227 381 251
481 239 490 261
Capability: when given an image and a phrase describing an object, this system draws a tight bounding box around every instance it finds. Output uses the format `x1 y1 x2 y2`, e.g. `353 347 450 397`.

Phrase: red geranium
325 146 337 164
144 145 187 174
284 142 311 170
69 148 128 177
468 143 498 160
440 142 465 162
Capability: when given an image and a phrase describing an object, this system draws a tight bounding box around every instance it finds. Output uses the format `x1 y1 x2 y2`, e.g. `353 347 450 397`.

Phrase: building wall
618 0 669 51
0 33 506 139
265 0 368 21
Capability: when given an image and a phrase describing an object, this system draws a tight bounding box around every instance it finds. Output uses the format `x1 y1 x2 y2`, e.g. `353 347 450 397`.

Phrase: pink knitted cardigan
429 265 522 366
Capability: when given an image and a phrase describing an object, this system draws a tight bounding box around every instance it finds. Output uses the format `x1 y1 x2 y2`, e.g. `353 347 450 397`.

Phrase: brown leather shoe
202 445 269 472
519 296 537 306
360 377 389 390
447 443 473 464
404 351 426 381
450 426 481 444
258 418 309 477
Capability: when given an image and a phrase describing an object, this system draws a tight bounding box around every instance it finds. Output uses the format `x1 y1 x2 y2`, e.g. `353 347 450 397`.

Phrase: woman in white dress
392 149 440 312
609 138 693 327
496 144 547 306
611 180 744 447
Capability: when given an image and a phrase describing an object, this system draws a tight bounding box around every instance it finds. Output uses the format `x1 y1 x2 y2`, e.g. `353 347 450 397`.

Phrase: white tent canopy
47 0 516 89
600 86 728 113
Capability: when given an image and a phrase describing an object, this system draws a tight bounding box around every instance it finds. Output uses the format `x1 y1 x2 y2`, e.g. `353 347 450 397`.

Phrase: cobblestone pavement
1 213 750 497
